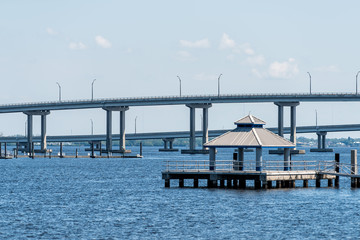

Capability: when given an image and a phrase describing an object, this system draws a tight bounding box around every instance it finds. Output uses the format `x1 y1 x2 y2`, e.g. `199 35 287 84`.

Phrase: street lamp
218 73 222 97
356 71 360 95
135 116 138 134
91 79 96 101
90 119 94 135
177 76 182 97
307 72 311 95
56 82 62 102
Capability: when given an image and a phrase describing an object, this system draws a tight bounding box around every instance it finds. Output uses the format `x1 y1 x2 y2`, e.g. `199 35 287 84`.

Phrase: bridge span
2 92 360 154
0 124 359 152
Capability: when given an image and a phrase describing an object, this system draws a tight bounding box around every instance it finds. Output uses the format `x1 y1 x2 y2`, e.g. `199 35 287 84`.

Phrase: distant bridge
0 123 359 143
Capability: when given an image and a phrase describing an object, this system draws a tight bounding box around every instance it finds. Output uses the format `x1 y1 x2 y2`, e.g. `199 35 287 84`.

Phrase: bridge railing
0 92 358 108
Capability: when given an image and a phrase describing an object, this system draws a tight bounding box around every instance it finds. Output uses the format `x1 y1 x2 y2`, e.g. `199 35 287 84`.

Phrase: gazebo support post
256 148 262 171
209 148 216 171
238 148 244 171
284 148 290 171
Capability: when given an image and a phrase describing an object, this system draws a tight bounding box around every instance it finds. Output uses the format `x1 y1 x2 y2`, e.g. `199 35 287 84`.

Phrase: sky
1 0 360 138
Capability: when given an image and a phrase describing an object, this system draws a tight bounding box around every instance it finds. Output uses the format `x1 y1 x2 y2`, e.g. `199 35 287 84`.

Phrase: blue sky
0 1 360 138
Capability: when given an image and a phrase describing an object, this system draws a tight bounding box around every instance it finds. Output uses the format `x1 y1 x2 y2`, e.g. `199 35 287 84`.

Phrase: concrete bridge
1 93 360 154
0 123 359 152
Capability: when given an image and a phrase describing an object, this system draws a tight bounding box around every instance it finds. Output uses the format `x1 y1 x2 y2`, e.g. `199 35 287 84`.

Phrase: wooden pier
162 170 337 189
162 151 360 189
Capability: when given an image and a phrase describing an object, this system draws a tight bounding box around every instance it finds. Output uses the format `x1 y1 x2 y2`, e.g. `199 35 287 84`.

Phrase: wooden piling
239 179 246 189
303 180 308 188
316 178 321 188
194 179 199 188
335 153 340 187
254 179 261 189
140 142 143 156
233 179 238 188
267 181 272 189
276 180 282 188
227 178 232 188
351 150 358 188
75 149 78 158
165 179 170 188
220 179 225 187
60 142 63 158
32 142 35 159
179 179 184 188
262 181 268 189
328 179 333 187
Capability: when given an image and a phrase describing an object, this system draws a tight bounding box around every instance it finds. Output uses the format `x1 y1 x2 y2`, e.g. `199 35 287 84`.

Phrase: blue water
0 146 360 239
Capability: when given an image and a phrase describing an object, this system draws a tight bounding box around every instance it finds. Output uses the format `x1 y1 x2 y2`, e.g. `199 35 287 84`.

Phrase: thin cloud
46 27 58 36
176 50 195 61
219 33 236 49
69 42 86 50
95 35 112 48
179 39 210 48
268 58 299 79
246 55 265 66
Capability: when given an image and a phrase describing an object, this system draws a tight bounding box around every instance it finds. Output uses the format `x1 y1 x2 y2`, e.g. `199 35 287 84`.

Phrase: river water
0 146 359 239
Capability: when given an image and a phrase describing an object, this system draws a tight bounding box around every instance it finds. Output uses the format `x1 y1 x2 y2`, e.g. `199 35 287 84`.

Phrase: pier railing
164 159 321 172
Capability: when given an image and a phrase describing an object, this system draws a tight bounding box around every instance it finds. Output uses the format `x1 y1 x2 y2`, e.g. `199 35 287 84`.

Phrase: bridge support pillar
270 102 304 155
181 103 212 154
23 110 50 155
310 131 333 152
103 106 131 154
159 138 178 152
105 110 112 153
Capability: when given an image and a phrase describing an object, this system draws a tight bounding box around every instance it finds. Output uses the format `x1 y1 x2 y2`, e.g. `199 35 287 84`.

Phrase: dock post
140 142 143 156
276 181 282 188
262 181 268 189
4 143 6 158
91 142 95 158
75 148 78 158
227 178 232 188
60 142 63 158
316 178 321 188
32 142 35 159
165 179 170 188
328 179 333 187
16 142 19 158
351 149 358 188
179 179 184 188
233 179 238 188
254 179 261 189
303 180 308 188
239 179 246 189
220 179 225 187
194 179 199 188
335 153 340 187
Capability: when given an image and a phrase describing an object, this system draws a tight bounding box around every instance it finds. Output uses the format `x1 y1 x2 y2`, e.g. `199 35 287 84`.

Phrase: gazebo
204 115 296 171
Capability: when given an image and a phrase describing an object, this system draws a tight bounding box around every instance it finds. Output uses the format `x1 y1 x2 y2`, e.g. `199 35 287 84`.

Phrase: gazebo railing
163 159 323 172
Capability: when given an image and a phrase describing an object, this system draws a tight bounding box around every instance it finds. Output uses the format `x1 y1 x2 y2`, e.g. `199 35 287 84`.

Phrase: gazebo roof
204 115 295 148
234 115 266 125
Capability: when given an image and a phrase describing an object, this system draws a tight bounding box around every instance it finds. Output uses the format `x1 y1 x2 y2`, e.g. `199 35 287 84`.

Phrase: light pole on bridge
356 71 360 95
177 76 182 97
307 72 312 95
91 79 96 101
218 73 222 97
56 82 62 102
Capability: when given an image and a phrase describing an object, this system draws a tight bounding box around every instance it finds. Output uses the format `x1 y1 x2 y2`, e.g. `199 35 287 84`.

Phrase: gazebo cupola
204 115 295 171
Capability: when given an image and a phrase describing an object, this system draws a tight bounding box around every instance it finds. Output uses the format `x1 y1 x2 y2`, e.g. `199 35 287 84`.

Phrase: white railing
163 159 320 172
